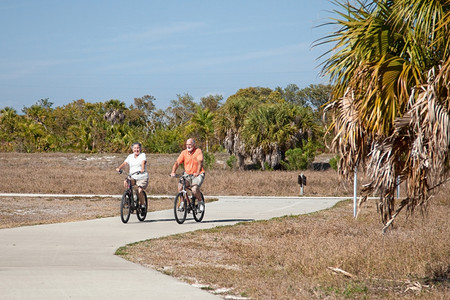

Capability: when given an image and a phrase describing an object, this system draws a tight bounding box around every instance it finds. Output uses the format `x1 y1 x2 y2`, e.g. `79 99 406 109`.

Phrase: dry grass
0 152 448 299
120 197 449 300
0 152 358 196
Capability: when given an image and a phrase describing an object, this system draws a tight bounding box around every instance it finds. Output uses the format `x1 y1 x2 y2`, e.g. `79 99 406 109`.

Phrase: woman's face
132 144 141 156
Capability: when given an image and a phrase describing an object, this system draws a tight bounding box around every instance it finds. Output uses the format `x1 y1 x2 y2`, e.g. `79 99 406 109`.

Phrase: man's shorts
185 173 205 187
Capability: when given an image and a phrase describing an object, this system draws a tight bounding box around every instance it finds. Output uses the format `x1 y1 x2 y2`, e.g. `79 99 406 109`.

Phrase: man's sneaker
198 201 205 213
178 201 184 211
140 205 146 216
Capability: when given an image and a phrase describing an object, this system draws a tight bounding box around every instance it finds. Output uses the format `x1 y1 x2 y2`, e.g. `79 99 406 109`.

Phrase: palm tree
103 99 126 125
318 0 450 230
188 106 214 152
215 87 279 169
241 103 315 169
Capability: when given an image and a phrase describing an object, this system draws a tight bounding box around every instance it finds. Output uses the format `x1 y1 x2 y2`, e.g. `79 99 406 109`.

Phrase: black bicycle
119 170 148 223
172 174 205 224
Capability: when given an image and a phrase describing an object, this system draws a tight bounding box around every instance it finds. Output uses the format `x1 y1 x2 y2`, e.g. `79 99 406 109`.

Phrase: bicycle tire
120 191 132 223
136 191 148 222
193 192 205 222
174 192 187 224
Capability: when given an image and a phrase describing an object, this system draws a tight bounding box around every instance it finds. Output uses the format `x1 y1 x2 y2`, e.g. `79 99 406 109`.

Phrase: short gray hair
131 142 142 150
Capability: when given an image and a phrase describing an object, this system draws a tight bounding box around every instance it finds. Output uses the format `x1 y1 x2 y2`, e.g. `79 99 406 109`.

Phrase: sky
0 0 337 112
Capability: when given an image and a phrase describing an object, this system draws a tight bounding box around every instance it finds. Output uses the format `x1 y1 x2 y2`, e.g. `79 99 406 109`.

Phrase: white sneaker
198 201 204 212
178 201 184 211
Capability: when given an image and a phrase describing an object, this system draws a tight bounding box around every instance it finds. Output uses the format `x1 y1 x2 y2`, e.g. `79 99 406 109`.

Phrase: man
170 138 205 210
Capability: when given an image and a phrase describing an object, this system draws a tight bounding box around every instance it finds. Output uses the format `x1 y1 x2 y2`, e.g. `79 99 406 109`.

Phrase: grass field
0 152 448 299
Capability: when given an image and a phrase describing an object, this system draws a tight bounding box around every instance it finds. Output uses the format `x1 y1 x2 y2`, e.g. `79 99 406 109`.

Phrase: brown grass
0 152 448 299
121 198 449 300
0 152 358 196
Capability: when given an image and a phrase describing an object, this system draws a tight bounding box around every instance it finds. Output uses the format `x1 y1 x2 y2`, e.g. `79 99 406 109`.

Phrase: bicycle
118 170 148 223
171 174 205 224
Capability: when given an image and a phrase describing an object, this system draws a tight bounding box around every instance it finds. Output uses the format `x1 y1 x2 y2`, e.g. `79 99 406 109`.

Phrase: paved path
0 196 346 299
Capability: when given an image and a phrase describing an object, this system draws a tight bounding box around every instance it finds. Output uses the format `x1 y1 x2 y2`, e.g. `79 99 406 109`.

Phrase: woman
116 142 149 214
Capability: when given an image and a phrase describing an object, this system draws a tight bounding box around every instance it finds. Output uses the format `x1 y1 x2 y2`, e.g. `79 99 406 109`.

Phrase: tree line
0 84 333 170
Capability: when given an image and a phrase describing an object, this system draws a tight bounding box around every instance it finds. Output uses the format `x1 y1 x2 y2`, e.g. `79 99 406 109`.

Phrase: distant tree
275 84 305 106
0 107 20 151
200 94 223 112
298 84 332 111
167 93 197 126
242 102 315 169
22 98 54 130
103 99 126 125
186 106 215 151
215 87 284 169
133 95 156 132
133 95 156 114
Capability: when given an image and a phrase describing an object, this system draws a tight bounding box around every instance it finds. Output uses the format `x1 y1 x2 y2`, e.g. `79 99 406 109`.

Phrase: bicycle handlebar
118 170 143 176
169 173 193 179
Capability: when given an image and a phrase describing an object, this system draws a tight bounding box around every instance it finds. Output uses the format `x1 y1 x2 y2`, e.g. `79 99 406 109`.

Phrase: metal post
300 173 304 196
396 176 400 199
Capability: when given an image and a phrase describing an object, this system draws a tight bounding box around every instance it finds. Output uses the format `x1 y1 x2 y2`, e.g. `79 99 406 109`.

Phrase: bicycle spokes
174 193 187 224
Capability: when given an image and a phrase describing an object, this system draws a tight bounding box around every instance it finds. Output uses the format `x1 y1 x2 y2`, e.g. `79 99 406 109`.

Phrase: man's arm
195 150 203 176
170 161 179 176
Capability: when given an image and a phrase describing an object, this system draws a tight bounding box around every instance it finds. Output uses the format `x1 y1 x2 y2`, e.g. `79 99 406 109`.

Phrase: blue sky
0 0 336 112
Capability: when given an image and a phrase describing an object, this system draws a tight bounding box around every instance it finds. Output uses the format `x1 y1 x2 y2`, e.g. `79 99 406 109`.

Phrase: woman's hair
131 142 142 150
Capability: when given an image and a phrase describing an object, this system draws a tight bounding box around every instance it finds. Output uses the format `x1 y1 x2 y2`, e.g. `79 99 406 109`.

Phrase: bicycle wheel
120 191 132 223
193 192 205 222
174 192 187 224
136 191 148 222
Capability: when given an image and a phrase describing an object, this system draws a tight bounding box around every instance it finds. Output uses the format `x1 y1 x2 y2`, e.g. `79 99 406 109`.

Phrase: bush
329 154 340 171
203 152 216 170
282 142 317 170
226 155 236 170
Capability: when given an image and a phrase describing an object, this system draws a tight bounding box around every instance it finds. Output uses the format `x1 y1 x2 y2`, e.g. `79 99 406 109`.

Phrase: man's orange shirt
176 148 205 175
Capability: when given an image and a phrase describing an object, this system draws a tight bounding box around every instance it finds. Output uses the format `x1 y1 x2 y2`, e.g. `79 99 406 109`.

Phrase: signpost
298 173 306 196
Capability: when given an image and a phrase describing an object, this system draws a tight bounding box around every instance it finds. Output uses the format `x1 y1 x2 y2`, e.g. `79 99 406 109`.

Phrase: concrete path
0 196 346 299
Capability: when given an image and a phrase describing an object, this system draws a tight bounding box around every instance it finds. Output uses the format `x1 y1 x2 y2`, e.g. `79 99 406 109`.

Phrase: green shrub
282 141 317 170
329 154 340 171
203 152 216 170
226 155 236 170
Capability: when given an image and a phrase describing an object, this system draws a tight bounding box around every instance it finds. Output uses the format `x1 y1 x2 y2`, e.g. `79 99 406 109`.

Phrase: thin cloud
162 43 311 72
108 21 205 43
0 59 75 80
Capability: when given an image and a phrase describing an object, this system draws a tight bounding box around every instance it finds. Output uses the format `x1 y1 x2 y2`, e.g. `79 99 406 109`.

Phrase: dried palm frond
360 68 450 230
321 0 450 231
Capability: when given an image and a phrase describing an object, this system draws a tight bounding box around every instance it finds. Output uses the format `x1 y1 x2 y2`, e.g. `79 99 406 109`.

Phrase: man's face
186 141 194 152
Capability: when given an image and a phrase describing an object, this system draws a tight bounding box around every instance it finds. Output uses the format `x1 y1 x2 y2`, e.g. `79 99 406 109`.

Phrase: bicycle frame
179 175 192 206
124 172 140 209
119 170 147 223
172 173 205 224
